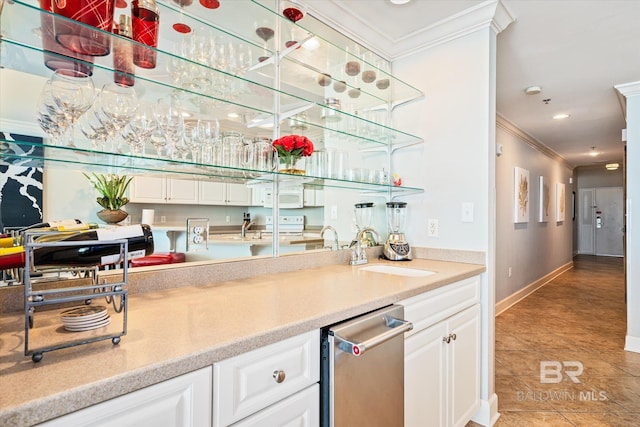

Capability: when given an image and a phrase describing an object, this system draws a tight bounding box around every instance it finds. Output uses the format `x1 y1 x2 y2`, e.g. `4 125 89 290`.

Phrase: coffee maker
383 201 412 261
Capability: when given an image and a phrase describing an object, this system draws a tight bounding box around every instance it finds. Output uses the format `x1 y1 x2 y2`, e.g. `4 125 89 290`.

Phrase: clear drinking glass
48 69 95 148
123 102 156 156
37 80 69 146
154 98 184 159
98 83 139 153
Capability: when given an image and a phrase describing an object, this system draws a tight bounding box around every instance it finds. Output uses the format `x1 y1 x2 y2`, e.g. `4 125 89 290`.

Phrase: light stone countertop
0 257 484 426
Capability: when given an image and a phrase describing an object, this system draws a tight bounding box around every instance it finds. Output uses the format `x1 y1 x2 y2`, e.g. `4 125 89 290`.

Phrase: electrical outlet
330 205 338 220
225 215 230 223
427 219 438 237
462 202 474 222
160 215 166 223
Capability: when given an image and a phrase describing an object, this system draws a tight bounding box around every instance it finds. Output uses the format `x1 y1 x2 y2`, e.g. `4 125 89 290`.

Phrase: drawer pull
273 370 286 383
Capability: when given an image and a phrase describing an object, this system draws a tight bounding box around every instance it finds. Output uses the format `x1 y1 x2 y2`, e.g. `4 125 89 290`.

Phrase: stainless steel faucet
241 212 254 238
350 227 381 265
320 225 339 251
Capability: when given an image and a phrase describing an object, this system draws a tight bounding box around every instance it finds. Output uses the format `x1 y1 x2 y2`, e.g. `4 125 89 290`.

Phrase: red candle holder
52 0 115 56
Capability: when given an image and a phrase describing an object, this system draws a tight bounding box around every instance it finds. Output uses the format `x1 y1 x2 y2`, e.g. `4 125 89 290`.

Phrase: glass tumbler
53 0 115 56
131 0 160 69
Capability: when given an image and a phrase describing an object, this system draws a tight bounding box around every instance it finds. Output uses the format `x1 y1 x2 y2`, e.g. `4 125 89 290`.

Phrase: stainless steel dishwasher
320 304 413 427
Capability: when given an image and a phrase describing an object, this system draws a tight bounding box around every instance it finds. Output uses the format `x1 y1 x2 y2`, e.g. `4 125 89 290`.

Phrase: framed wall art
514 166 529 223
538 175 550 222
556 182 566 222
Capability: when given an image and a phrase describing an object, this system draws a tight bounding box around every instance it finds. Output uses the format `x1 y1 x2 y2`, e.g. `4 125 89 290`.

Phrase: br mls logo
540 361 584 384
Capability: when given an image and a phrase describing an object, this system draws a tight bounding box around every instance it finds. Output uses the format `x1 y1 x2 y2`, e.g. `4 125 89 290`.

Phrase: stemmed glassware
48 69 95 148
36 81 69 146
97 83 139 153
197 119 219 164
154 98 184 159
79 106 109 152
122 102 157 156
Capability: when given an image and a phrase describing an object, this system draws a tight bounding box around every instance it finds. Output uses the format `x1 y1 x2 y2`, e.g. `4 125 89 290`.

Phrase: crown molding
496 113 573 170
306 0 514 61
615 81 640 98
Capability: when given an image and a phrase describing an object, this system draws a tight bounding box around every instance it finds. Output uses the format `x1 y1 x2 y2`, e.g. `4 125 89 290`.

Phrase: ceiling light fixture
606 163 620 171
589 147 599 157
524 86 541 95
553 113 570 120
389 0 411 4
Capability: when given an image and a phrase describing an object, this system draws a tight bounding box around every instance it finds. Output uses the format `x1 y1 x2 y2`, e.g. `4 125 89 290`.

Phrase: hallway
493 255 640 426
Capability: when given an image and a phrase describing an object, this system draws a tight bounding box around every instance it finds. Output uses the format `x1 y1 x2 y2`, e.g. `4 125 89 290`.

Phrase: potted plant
272 134 314 175
84 173 133 224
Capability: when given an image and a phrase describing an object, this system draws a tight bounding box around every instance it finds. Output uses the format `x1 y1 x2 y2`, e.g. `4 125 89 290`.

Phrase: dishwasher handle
334 315 413 357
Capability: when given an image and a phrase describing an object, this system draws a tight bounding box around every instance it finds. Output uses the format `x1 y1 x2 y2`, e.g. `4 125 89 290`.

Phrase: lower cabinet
401 276 481 427
213 330 320 427
37 367 212 427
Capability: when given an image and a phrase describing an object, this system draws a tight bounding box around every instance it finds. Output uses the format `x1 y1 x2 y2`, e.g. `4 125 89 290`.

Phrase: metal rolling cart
22 231 129 363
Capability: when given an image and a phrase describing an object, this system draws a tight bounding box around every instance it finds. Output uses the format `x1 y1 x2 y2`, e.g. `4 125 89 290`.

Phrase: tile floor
476 255 640 426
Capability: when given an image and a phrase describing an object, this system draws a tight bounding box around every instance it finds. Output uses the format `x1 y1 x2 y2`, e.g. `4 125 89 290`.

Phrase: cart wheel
112 337 121 345
84 299 92 305
32 353 43 363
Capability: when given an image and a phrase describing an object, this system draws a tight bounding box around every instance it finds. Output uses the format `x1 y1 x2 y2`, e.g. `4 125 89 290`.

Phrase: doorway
578 187 624 256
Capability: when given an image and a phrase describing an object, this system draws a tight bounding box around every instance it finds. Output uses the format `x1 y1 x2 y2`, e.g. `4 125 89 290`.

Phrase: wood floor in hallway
490 255 640 426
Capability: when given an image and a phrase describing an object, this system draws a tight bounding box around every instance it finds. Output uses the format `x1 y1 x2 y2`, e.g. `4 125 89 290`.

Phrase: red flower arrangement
272 134 314 173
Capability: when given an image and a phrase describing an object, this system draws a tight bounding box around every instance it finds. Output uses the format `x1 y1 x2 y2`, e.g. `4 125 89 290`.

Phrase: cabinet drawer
231 384 319 427
213 330 320 427
400 276 480 335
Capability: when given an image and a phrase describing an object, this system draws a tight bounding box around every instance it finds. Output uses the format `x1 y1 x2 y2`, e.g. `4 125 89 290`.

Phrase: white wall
495 119 574 303
394 27 498 425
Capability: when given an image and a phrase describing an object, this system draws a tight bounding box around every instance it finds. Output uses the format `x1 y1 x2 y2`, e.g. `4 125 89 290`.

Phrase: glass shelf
0 136 423 195
0 0 422 148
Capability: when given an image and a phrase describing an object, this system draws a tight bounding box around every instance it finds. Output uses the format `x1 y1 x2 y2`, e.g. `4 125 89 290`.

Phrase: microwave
263 187 304 209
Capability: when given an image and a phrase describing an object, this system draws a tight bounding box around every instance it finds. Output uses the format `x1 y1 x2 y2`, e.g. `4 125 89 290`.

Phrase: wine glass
79 107 109 152
123 102 157 156
154 98 184 159
196 118 219 164
37 81 68 146
48 69 95 148
255 19 274 63
98 83 139 153
281 0 305 23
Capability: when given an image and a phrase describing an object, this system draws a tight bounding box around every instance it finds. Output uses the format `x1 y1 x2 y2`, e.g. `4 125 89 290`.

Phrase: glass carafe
355 202 376 247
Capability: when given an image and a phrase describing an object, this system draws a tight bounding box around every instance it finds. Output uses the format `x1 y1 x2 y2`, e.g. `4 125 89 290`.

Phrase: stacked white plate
60 305 111 332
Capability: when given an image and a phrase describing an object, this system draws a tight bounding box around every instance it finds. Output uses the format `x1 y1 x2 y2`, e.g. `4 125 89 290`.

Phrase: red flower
272 134 314 157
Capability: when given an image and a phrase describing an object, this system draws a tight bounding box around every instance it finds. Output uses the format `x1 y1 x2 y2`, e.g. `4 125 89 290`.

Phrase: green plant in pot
84 173 133 224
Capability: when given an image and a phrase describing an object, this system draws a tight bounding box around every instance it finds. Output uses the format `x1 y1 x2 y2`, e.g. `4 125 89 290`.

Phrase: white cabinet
401 276 481 427
129 176 198 204
213 330 320 427
130 177 251 206
303 189 324 207
37 367 212 427
200 180 252 206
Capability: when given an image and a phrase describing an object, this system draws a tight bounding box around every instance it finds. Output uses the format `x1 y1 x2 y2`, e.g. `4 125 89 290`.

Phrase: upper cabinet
0 0 424 196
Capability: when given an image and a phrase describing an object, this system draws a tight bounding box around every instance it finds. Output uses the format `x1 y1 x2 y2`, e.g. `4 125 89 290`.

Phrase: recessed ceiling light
302 38 320 50
227 112 239 118
390 0 411 4
606 163 620 170
589 147 599 157
524 86 541 95
553 113 570 120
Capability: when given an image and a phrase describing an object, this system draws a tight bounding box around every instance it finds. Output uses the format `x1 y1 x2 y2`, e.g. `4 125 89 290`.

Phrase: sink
359 265 436 277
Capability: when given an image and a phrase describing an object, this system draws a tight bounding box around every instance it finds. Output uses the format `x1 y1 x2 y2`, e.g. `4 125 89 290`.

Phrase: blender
354 202 377 247
383 201 412 260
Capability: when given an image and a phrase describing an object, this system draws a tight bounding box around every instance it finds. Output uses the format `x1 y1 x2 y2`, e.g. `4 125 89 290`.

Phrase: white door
595 187 624 256
578 188 595 254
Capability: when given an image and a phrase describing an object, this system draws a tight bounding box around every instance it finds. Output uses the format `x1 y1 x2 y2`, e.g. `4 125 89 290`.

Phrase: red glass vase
52 0 115 56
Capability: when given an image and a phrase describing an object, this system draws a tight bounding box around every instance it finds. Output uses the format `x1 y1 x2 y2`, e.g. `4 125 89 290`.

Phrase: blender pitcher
354 202 376 247
384 201 412 260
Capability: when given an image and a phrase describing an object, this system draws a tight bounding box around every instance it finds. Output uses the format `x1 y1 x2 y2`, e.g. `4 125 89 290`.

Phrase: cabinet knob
273 370 286 383
443 335 451 344
451 333 457 341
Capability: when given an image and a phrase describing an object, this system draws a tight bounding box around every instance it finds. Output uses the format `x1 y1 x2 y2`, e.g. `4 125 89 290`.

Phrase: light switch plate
462 202 474 223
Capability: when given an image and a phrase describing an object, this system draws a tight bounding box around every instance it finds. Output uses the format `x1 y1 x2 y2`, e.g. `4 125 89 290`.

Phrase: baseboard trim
495 261 573 316
625 335 640 353
471 393 500 426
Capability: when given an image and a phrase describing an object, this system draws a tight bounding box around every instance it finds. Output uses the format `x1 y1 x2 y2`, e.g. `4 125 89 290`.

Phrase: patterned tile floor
473 255 640 426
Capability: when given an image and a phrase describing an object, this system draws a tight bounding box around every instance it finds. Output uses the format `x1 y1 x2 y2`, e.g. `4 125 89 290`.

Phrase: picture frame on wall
538 175 550 222
514 166 530 223
556 182 566 222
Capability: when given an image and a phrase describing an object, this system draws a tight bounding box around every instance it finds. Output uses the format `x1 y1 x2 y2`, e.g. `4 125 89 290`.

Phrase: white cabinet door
167 178 199 204
225 183 252 206
405 321 447 427
231 384 319 427
38 367 212 427
213 330 320 427
199 181 251 206
448 304 481 427
129 176 166 203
